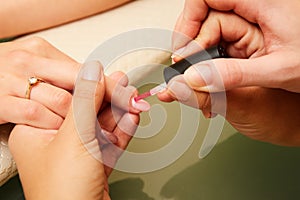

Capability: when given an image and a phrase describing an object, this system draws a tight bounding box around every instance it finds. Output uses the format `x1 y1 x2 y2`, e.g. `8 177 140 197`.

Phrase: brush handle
163 45 227 83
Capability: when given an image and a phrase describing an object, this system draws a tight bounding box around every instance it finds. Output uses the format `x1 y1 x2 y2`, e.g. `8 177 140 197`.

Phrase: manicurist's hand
9 61 146 200
173 0 300 93
158 11 300 146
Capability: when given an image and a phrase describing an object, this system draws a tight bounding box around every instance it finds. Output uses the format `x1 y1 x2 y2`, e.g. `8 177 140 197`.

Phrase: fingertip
172 55 183 63
131 98 151 112
108 71 129 87
168 80 192 102
156 89 176 102
81 61 103 82
184 65 209 91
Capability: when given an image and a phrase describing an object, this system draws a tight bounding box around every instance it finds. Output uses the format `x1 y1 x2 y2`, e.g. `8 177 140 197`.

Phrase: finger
196 0 299 33
157 76 192 103
6 50 79 90
104 76 150 113
0 96 63 129
99 71 129 111
59 61 105 160
108 71 129 87
11 77 72 118
30 83 72 118
100 130 118 145
160 76 208 110
183 50 299 92
157 75 228 117
156 91 176 103
203 0 262 23
173 0 209 50
173 11 265 62
166 76 197 106
1 37 76 62
102 112 139 175
98 106 124 133
113 112 140 154
172 0 266 54
194 11 265 58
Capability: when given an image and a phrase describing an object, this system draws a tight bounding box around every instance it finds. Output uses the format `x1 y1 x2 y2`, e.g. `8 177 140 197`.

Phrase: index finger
104 76 150 114
173 0 262 49
0 37 76 62
173 0 209 49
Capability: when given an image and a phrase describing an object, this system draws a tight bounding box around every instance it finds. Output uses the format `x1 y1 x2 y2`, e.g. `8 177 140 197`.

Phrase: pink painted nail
131 98 151 112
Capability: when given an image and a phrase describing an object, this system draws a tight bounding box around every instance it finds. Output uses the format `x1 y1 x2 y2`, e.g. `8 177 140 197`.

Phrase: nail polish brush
134 45 227 102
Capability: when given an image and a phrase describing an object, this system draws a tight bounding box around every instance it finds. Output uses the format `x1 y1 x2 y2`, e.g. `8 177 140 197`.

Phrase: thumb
183 53 292 92
59 61 105 159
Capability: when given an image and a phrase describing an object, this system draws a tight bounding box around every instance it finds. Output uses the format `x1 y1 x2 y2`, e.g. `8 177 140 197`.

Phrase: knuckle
221 60 244 87
75 87 96 100
23 102 41 121
8 50 32 65
53 90 72 109
52 116 63 129
24 37 49 50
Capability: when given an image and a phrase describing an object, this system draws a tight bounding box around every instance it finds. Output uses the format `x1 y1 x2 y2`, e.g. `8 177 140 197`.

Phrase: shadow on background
160 134 300 200
109 178 154 200
2 134 300 200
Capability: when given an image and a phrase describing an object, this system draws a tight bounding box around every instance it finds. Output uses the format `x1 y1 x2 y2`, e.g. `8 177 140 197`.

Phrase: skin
0 0 133 38
158 11 300 146
0 37 148 129
172 0 300 93
9 63 138 200
0 37 78 128
1 36 149 199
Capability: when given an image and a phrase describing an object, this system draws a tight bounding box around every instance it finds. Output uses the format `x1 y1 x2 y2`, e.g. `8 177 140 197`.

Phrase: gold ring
25 77 45 99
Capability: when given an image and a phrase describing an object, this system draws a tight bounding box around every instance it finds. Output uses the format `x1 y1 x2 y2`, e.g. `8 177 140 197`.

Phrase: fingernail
184 64 212 91
171 59 176 64
171 46 186 59
82 61 103 81
158 87 167 94
131 98 151 112
205 112 218 119
105 132 118 144
211 113 218 118
168 81 192 102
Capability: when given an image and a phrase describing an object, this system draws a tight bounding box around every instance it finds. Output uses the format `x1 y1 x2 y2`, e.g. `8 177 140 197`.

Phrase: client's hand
8 62 142 200
0 37 79 129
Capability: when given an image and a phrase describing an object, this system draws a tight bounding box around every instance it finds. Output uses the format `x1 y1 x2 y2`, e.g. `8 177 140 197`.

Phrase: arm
0 0 133 38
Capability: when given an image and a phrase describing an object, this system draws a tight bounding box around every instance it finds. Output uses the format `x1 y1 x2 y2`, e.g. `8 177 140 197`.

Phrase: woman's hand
8 62 142 200
0 37 149 129
0 37 79 128
173 0 300 93
159 11 300 146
